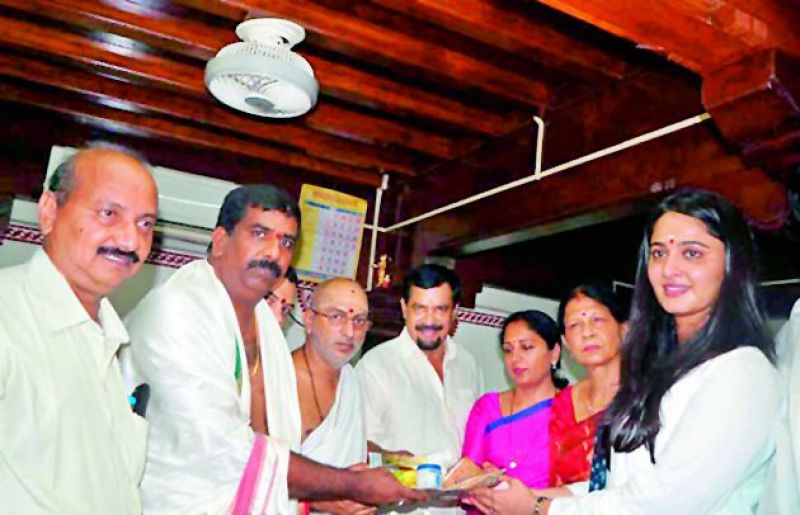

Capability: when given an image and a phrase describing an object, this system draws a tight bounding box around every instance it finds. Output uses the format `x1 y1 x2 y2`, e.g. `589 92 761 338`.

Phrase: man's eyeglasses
310 307 372 331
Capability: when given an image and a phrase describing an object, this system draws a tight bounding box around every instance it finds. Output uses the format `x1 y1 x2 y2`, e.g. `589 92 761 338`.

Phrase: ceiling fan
205 18 319 118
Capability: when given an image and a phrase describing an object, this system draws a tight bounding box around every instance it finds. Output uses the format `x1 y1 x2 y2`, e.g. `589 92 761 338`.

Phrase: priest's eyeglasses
309 307 372 331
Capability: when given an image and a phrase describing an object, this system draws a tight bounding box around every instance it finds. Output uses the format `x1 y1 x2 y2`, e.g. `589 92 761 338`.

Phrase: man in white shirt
293 277 371 514
760 302 800 514
122 184 422 514
356 264 484 513
0 145 158 513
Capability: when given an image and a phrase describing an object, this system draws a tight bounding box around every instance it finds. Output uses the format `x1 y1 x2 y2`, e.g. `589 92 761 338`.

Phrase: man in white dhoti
122 185 422 514
356 264 484 514
0 145 157 513
293 278 370 514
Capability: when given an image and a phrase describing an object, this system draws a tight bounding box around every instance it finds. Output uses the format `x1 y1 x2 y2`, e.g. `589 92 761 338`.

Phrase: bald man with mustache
0 144 158 513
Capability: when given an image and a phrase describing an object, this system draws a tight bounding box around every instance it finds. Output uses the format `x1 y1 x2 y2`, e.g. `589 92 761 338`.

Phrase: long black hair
602 189 774 463
500 310 569 389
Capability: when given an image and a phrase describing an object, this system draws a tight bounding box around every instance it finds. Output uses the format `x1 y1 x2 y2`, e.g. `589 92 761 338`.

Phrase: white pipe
532 115 544 178
615 276 800 290
366 174 389 291
760 278 800 287
383 113 712 233
612 280 635 292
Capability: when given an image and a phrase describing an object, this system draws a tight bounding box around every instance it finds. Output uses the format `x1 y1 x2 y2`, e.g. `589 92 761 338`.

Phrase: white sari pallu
122 259 300 514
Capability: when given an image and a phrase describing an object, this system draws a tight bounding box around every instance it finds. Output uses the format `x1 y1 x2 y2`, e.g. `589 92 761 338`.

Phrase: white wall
454 285 586 394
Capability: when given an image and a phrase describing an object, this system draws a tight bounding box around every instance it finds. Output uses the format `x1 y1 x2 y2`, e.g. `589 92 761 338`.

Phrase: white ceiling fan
205 18 319 118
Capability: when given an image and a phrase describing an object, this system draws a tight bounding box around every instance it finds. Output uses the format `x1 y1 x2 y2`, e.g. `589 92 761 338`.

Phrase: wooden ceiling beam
0 8 205 94
0 52 419 176
172 0 249 20
369 0 628 80
725 0 800 53
0 13 455 158
0 79 383 186
536 0 756 71
703 48 800 175
307 104 456 159
188 0 551 107
538 0 800 73
0 0 233 60
306 55 516 137
0 0 513 136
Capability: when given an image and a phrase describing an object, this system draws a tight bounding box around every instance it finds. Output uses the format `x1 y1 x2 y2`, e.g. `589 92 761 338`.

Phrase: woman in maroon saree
549 285 627 486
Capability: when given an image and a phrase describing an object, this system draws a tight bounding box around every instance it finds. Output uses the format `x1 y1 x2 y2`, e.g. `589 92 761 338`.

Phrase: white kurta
552 347 780 515
300 364 367 468
121 259 300 514
356 328 484 515
760 302 800 514
0 249 146 514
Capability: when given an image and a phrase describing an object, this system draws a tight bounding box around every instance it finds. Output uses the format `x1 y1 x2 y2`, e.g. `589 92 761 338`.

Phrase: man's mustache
415 324 444 332
247 259 282 278
98 246 140 264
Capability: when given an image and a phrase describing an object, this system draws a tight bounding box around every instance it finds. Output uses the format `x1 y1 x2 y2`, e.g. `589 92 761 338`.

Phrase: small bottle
416 463 442 489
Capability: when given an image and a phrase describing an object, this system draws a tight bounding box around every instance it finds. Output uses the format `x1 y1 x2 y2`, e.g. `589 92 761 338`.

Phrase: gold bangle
533 495 549 515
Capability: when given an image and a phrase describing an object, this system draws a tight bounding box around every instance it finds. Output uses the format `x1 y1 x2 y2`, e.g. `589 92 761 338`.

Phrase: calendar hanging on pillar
294 184 367 282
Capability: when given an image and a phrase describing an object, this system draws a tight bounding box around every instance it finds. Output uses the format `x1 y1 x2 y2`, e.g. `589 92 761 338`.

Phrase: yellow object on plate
392 468 417 488
382 452 428 469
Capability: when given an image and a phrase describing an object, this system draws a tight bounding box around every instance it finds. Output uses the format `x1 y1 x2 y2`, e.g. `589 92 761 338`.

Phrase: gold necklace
250 351 260 377
301 345 325 423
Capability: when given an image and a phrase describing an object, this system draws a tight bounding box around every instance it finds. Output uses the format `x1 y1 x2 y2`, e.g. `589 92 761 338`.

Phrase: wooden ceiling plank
725 0 800 54
369 0 628 80
537 0 755 71
0 52 419 176
309 104 456 159
0 14 456 158
308 55 515 136
172 0 249 21
0 11 207 95
193 0 551 106
0 80 382 186
0 0 233 59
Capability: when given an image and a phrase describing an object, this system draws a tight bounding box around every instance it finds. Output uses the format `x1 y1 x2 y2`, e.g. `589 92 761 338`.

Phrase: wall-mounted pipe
382 113 711 233
366 173 390 291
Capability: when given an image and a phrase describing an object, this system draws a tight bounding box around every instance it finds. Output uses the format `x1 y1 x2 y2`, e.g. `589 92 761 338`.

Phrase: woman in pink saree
461 310 567 490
